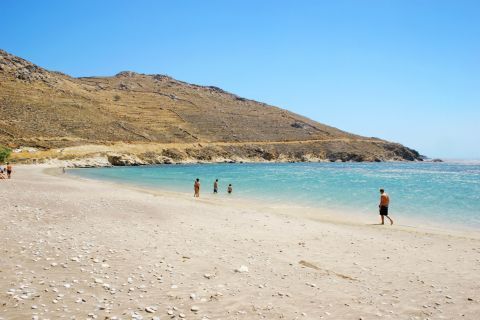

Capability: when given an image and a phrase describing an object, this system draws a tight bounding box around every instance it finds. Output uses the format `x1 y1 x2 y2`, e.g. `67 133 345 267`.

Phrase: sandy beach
1 166 479 320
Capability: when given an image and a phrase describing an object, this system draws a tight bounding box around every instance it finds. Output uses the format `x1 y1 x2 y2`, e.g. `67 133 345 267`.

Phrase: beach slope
0 166 479 319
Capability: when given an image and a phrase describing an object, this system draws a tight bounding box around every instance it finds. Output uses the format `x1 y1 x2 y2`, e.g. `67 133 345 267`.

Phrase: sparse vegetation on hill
0 145 11 163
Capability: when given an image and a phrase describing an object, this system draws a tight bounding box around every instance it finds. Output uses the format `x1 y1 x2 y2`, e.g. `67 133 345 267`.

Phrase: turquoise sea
70 162 480 230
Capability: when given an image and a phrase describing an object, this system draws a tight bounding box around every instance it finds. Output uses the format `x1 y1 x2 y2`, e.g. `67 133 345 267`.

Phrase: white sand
0 165 479 320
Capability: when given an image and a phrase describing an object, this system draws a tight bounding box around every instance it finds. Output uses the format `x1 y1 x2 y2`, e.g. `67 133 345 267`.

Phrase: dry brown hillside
0 49 422 164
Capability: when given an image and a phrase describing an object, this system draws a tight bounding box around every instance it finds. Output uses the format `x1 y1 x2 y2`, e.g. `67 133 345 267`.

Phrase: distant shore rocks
107 154 146 166
18 150 426 168
10 141 425 167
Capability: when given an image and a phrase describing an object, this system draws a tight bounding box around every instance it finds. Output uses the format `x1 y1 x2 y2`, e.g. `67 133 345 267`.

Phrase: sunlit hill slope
0 49 422 164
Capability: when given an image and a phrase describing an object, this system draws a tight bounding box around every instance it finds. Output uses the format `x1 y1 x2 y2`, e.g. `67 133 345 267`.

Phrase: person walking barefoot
379 189 393 225
6 162 12 179
213 179 218 194
194 178 200 198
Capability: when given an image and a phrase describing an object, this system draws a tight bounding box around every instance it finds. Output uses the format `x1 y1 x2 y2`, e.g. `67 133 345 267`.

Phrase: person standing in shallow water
194 178 200 198
227 184 233 194
379 189 393 225
213 179 218 194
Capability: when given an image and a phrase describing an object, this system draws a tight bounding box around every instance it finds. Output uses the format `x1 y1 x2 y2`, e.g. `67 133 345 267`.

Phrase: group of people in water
193 178 392 225
1 162 392 225
0 163 13 179
194 178 232 198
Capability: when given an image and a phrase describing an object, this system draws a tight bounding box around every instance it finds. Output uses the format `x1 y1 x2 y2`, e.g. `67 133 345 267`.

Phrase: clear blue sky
2 0 479 159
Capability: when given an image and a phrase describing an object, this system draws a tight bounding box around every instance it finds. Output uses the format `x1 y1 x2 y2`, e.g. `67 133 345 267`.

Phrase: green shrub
0 146 11 163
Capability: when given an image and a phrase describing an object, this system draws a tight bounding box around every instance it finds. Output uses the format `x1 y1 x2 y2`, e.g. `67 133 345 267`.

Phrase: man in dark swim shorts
379 189 393 225
6 163 12 179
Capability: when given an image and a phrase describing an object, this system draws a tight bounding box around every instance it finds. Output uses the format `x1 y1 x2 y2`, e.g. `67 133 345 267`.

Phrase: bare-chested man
379 189 393 225
194 178 200 198
6 163 12 179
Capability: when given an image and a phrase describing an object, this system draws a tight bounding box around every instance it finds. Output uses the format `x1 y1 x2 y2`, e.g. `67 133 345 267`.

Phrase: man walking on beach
6 163 12 179
379 189 393 225
213 179 218 194
194 178 200 198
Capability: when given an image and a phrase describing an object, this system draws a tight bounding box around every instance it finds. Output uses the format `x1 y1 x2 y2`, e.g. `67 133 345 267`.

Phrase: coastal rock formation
0 49 423 163
107 154 146 166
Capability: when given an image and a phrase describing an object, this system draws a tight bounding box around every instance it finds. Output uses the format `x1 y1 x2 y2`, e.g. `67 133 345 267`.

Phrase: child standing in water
194 178 200 197
213 179 218 194
227 184 233 194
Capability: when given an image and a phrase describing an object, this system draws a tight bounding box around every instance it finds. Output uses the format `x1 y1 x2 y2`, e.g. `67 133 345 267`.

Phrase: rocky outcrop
138 152 174 164
41 157 112 168
107 154 146 166
0 49 60 85
382 143 421 161
161 148 187 161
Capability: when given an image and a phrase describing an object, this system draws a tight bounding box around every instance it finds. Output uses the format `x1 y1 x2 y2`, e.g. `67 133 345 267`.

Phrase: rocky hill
0 49 422 165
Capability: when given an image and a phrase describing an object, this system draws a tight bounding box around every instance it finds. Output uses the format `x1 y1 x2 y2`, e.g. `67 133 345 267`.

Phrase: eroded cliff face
0 49 423 164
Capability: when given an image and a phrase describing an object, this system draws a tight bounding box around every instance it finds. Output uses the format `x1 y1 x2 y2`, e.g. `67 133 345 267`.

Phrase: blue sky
2 0 479 159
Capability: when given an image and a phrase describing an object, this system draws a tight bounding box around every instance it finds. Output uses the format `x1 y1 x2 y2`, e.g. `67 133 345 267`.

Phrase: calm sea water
70 162 480 229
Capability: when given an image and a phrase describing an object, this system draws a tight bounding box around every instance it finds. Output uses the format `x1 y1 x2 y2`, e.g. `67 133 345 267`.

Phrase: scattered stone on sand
145 306 157 313
235 265 249 273
191 305 199 312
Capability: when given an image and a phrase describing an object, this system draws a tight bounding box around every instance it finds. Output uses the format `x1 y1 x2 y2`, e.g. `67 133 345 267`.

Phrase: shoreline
9 137 424 166
13 155 427 168
1 165 479 319
64 165 480 238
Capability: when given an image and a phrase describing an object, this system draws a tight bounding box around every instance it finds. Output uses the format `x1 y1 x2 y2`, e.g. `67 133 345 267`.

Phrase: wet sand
1 165 479 319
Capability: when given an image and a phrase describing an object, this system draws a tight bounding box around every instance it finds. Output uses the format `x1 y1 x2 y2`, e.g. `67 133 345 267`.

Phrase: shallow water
70 162 480 229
